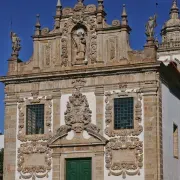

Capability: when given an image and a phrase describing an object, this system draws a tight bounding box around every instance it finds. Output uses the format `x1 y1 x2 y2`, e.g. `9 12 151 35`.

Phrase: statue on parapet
10 32 21 58
145 14 157 38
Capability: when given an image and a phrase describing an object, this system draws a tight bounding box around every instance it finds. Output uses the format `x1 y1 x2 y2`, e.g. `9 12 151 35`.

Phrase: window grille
26 104 44 135
114 97 134 129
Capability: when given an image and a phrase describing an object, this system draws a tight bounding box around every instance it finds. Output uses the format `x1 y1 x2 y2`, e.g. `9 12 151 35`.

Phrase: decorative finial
10 32 21 59
57 0 61 7
54 0 62 29
170 0 179 19
121 4 128 26
97 0 104 27
35 14 41 35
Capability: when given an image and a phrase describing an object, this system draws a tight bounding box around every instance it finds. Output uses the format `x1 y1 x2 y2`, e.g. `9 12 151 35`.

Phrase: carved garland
89 35 97 63
105 137 143 179
105 90 143 137
17 142 52 180
61 38 68 67
18 92 52 142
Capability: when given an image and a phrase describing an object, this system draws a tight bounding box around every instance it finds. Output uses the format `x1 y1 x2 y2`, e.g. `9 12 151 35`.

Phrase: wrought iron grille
26 104 44 135
114 97 134 129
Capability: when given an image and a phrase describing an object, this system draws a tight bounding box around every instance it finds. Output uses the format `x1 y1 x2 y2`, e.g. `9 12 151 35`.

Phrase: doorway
66 158 92 180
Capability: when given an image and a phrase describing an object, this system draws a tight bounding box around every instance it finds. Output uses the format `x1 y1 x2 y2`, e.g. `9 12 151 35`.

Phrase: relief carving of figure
72 29 86 63
145 14 157 38
10 32 21 57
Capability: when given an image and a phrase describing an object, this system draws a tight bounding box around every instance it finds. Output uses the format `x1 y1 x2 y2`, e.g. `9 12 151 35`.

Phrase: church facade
0 0 180 180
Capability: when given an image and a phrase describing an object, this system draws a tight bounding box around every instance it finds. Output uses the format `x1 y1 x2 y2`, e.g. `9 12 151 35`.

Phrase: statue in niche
72 28 87 64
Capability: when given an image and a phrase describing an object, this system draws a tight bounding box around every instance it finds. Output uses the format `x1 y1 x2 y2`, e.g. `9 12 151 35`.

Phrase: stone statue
145 14 157 38
10 32 21 57
73 31 86 61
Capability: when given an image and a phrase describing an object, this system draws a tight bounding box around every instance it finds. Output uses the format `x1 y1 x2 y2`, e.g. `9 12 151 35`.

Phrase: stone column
52 89 61 134
95 86 104 135
143 87 162 180
3 95 18 180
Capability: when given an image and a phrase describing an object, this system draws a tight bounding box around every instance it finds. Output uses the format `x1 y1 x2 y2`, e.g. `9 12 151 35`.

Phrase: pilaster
142 86 162 180
95 86 104 135
52 89 61 134
3 95 18 180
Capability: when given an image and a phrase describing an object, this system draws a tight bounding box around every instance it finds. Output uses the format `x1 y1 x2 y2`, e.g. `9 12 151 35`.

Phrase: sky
0 0 175 133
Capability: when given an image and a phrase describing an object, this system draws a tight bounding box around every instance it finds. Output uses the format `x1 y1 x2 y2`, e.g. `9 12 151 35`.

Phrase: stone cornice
0 63 160 85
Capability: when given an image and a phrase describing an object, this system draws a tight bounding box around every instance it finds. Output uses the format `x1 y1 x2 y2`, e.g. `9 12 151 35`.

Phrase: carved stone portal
105 137 143 179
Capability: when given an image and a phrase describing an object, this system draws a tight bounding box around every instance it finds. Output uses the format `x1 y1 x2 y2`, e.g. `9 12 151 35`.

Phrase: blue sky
0 0 174 132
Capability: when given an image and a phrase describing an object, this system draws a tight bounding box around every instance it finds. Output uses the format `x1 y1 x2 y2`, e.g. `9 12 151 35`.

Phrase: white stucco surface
0 135 4 150
162 83 180 180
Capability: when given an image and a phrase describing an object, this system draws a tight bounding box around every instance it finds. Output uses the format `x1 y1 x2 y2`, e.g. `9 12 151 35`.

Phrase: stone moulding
105 137 143 179
18 93 53 142
17 141 52 180
105 90 143 137
17 92 53 179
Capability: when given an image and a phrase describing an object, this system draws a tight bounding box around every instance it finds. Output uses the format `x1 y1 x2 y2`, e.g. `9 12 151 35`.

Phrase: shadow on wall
0 148 3 180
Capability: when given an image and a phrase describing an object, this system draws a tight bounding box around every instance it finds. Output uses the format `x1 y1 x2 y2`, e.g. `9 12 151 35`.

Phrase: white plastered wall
162 83 180 180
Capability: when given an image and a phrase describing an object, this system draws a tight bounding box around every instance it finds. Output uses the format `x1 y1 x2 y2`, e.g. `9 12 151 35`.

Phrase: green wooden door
66 158 92 180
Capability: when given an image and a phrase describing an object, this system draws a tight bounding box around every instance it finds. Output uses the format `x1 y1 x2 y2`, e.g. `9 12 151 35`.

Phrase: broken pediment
48 124 107 148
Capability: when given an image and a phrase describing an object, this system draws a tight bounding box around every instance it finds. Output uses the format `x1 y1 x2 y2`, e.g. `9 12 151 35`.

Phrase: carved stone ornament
18 92 53 142
89 35 97 63
72 78 86 89
64 86 95 133
61 38 68 67
41 28 50 36
105 90 143 137
112 20 121 27
17 142 52 180
56 79 100 135
105 137 143 178
44 43 51 66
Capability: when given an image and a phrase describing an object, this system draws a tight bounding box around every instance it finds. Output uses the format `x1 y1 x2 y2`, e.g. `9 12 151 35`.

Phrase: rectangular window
114 97 134 130
173 124 179 159
26 104 44 135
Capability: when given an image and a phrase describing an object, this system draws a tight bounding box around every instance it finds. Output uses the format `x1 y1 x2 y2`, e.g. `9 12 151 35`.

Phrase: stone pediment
48 124 107 148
